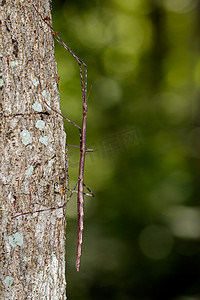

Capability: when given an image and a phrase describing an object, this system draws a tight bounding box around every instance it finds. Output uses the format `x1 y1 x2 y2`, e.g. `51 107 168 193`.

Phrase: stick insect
13 1 94 272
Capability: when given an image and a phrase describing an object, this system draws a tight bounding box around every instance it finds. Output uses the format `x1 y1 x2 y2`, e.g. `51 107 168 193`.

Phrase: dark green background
52 0 200 299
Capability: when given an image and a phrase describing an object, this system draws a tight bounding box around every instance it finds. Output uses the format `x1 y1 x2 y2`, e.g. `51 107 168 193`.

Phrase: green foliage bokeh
52 0 200 299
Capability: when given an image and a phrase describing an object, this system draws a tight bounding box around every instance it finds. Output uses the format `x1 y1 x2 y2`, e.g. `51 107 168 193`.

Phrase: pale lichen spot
0 79 4 87
51 252 56 257
20 276 24 280
24 256 28 262
53 82 57 88
20 130 32 145
5 276 14 288
42 90 47 98
9 61 16 67
32 102 42 112
35 120 45 130
39 136 48 146
25 166 33 176
27 215 32 220
32 78 39 86
8 232 23 247
49 146 54 152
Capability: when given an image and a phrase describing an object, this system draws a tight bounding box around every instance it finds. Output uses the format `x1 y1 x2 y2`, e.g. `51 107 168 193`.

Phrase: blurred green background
52 0 200 299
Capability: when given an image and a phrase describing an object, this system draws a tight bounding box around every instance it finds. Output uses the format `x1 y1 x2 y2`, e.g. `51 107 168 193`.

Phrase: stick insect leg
83 183 95 197
12 182 78 219
69 183 94 197
44 100 82 137
66 144 93 152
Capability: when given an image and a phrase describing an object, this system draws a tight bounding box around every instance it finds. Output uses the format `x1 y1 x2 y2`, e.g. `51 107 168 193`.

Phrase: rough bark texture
0 0 67 298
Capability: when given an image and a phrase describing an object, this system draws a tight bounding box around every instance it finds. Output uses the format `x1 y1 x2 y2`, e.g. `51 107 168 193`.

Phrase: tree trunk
0 0 67 298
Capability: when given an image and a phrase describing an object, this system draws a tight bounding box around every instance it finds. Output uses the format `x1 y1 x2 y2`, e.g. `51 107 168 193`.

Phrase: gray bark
0 0 67 299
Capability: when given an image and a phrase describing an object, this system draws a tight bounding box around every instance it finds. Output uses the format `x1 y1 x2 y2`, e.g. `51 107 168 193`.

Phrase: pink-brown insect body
76 101 88 272
76 178 84 271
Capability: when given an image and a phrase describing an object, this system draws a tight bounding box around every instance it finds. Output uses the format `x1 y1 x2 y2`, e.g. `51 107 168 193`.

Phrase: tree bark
0 0 67 298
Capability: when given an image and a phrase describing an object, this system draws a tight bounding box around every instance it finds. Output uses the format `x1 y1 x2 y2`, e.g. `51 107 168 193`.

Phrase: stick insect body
33 2 91 272
13 1 93 272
